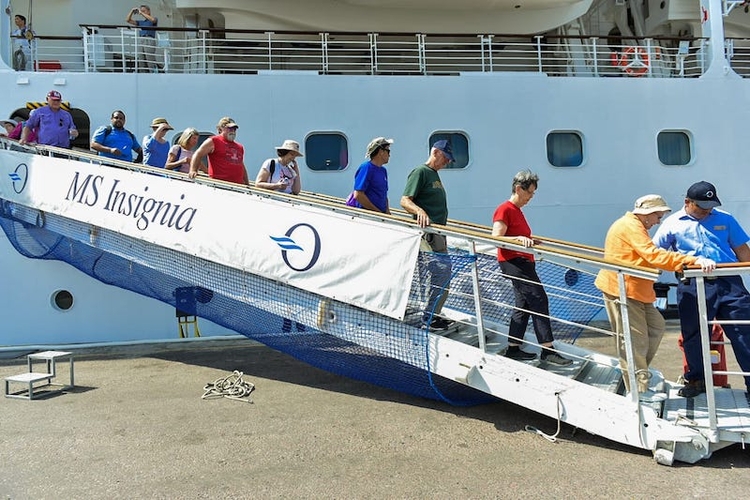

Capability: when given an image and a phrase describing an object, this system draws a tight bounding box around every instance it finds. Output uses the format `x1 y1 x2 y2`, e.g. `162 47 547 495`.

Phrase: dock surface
1 322 749 499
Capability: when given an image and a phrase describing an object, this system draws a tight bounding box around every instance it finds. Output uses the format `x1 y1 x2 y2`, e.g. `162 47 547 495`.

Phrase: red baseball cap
46 90 62 100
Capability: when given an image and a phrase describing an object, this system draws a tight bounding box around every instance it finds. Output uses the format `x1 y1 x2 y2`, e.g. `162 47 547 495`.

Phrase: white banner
0 151 421 319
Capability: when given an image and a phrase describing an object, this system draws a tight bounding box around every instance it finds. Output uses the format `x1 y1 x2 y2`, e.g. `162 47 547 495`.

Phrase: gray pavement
1 321 749 499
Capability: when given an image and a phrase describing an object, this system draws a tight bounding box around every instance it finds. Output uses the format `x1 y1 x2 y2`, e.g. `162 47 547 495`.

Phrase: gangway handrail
3 140 659 280
434 218 605 255
270 181 629 268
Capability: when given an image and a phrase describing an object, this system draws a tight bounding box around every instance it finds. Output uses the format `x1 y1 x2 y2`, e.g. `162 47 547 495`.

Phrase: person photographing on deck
126 5 159 71
653 181 750 398
12 14 34 71
492 170 571 366
595 194 715 401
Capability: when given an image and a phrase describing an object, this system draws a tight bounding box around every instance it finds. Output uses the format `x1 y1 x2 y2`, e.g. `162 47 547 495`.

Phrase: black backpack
103 125 137 145
102 125 142 162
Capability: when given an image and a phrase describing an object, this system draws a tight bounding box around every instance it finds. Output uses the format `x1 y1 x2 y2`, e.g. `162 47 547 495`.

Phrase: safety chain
202 370 255 403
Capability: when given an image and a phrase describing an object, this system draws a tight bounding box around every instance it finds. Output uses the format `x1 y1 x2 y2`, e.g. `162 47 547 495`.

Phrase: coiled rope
202 370 255 403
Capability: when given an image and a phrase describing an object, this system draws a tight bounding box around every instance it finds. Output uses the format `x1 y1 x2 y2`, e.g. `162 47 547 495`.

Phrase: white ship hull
1 0 749 345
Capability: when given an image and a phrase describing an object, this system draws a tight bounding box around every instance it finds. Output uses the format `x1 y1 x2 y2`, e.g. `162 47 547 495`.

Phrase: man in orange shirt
595 195 715 401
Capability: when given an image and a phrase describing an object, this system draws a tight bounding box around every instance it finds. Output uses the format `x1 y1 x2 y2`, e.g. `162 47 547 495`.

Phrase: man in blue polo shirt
653 181 750 398
346 137 393 214
90 110 143 163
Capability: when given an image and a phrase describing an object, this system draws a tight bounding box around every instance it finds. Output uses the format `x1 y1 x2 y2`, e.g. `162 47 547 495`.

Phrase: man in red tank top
189 117 249 185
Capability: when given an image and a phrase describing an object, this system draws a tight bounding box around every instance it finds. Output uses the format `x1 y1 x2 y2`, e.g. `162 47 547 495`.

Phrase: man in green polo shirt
400 140 454 331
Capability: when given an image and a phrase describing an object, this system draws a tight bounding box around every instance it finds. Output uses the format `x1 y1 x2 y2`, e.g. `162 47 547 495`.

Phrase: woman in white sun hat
255 139 303 195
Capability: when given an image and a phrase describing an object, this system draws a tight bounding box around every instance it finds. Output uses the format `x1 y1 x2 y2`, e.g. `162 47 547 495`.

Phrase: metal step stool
4 350 75 400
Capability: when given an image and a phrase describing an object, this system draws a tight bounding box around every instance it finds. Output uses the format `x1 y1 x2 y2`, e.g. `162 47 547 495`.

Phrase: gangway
1 139 748 465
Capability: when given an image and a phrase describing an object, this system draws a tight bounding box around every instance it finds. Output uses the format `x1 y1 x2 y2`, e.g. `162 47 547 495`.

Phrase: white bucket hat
276 139 303 157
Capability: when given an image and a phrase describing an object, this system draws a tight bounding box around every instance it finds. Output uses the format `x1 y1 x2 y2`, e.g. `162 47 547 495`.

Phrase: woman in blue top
142 117 172 168
346 137 393 214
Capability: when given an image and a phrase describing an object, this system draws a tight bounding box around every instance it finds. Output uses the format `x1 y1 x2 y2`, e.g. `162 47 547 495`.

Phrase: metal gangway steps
1 139 749 465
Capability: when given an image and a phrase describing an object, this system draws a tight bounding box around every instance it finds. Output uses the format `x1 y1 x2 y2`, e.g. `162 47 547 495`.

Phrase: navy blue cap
687 181 721 209
432 140 454 162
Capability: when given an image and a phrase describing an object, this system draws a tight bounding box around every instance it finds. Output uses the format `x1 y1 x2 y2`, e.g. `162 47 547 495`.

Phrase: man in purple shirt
20 90 78 148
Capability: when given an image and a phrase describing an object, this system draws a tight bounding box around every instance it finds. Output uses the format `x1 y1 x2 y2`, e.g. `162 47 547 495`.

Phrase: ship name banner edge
0 151 420 320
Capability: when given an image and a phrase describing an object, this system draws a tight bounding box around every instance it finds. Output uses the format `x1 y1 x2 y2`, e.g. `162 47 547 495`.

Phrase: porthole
657 130 692 166
305 132 349 171
51 289 74 311
547 131 584 167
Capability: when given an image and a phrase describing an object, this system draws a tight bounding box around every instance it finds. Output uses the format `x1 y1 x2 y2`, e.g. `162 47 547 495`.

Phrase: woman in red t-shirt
492 169 572 366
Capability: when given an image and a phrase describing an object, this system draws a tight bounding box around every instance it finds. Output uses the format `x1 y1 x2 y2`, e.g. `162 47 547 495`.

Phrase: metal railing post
321 33 329 74
418 33 426 75
369 33 378 74
134 28 140 72
468 243 487 351
592 37 599 77
119 28 127 73
266 31 273 70
199 30 207 73
82 28 91 72
478 35 486 72
535 35 543 73
694 275 719 440
617 273 639 403
488 35 494 71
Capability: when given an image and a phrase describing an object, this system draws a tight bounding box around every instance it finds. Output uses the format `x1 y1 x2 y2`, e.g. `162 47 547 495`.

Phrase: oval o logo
281 223 321 272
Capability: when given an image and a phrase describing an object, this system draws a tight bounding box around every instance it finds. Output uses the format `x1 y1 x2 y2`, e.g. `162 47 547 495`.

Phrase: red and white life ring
617 46 649 76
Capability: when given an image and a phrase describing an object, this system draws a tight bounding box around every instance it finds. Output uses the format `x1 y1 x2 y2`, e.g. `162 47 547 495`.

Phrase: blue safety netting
0 198 602 406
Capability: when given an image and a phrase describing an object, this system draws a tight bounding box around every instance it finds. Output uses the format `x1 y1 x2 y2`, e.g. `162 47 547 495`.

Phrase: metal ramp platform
419 315 749 466
664 388 750 439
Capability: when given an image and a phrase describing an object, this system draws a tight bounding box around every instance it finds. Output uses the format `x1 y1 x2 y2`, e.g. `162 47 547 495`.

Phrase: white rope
525 392 563 442
202 370 255 403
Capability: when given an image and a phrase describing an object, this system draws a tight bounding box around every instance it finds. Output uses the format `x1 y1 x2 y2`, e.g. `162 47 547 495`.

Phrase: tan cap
150 117 174 130
217 116 239 129
632 194 671 215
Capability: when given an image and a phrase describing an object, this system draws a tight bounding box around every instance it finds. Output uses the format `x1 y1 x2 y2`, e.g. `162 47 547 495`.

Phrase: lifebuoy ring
618 46 649 76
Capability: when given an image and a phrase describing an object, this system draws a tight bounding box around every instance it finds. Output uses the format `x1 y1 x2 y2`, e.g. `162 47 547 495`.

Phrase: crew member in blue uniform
653 181 750 398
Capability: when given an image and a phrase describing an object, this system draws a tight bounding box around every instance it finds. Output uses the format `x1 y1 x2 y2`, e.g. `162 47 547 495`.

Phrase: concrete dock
1 321 749 499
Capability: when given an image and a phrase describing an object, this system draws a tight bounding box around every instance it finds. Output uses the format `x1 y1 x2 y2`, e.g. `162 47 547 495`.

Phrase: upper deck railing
7 25 750 78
